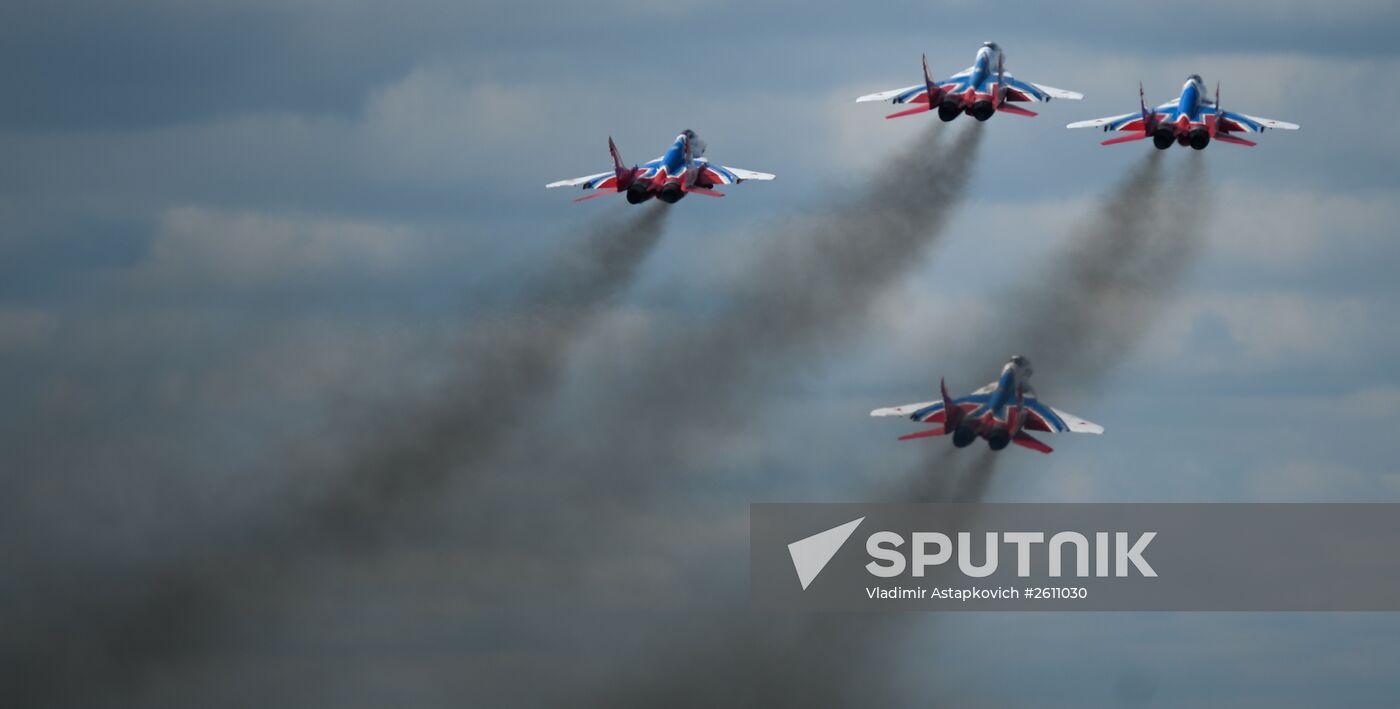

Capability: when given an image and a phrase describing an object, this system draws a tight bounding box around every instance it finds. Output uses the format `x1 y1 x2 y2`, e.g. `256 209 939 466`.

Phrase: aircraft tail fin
922 53 938 99
608 137 625 173
609 137 636 189
940 377 963 434
1211 82 1221 138
993 53 1005 108
1006 385 1024 433
1207 82 1258 145
1135 81 1160 137
1138 82 1149 127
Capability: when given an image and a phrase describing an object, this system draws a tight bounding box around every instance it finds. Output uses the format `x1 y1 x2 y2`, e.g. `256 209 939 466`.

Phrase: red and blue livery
857 42 1083 122
1068 75 1300 149
872 356 1103 454
546 130 775 204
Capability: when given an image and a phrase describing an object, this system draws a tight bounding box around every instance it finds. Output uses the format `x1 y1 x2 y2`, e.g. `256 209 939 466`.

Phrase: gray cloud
4 0 1395 132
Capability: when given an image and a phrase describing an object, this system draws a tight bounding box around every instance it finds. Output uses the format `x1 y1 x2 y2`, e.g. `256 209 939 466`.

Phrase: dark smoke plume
0 205 669 708
543 123 985 488
464 123 985 627
307 203 671 539
859 153 1210 706
363 124 981 707
5 119 982 709
603 154 1211 709
906 151 1210 503
13 122 984 708
457 125 985 636
558 125 983 709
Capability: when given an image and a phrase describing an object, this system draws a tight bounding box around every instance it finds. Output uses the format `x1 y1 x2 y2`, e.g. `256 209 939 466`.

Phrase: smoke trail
904 151 1213 503
453 125 984 636
8 120 981 709
601 154 1210 709
857 152 1209 706
999 151 1183 385
543 126 983 709
0 205 670 708
700 153 1209 709
307 203 671 540
465 123 984 630
544 124 984 487
908 446 999 503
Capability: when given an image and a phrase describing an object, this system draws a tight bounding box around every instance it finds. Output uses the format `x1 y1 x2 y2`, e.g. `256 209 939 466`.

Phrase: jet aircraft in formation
1067 74 1299 149
549 44 1299 205
855 42 1083 121
548 44 1302 454
546 130 774 204
871 356 1102 454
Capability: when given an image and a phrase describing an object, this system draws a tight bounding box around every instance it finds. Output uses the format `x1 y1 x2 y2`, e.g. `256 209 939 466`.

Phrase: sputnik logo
787 517 864 590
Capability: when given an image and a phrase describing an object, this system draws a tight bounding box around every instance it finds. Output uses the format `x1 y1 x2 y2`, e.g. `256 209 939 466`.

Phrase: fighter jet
546 130 774 204
856 42 1083 122
870 356 1102 454
1067 76 1300 149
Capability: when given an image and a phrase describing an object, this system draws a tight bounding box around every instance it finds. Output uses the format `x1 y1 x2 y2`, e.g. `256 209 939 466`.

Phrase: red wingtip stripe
997 104 1037 118
684 186 725 197
898 428 947 441
886 105 933 120
1012 432 1053 454
1215 133 1257 147
1101 134 1149 146
573 191 619 202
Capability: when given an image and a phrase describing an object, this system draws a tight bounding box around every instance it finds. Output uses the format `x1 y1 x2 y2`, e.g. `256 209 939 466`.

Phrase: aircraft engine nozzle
1152 128 1175 150
970 100 995 122
1188 128 1211 150
986 429 1010 451
626 184 653 204
938 101 961 122
952 422 979 448
657 184 685 204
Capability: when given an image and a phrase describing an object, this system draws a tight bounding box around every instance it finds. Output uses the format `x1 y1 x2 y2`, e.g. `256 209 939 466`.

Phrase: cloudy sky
3 1 1400 707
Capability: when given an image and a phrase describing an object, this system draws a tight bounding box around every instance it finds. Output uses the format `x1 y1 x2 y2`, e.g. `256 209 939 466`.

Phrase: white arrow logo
787 517 865 590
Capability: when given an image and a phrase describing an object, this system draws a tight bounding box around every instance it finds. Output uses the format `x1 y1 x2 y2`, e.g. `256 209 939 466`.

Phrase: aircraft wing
545 170 615 190
1217 109 1300 133
1022 398 1104 434
871 400 938 417
1064 112 1142 130
694 159 775 185
1001 73 1083 102
856 83 926 104
871 393 990 421
1068 97 1181 131
856 67 976 105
